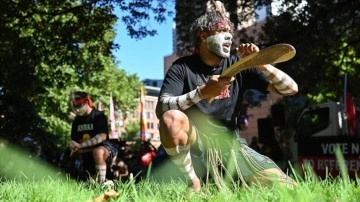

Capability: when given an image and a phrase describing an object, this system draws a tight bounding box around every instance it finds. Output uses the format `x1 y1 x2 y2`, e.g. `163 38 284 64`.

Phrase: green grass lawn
1 175 359 202
1 143 360 202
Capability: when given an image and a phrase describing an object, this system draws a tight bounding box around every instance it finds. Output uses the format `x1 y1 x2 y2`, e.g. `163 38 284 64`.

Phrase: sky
112 5 266 81
112 7 175 81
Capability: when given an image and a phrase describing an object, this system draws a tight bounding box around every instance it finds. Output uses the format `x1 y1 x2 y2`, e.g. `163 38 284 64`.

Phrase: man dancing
156 10 298 191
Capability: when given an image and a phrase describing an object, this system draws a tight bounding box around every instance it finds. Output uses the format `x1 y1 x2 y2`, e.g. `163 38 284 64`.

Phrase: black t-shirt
158 54 269 130
71 108 109 151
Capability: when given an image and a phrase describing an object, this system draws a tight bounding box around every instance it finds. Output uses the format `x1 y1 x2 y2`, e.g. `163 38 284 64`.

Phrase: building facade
141 85 161 148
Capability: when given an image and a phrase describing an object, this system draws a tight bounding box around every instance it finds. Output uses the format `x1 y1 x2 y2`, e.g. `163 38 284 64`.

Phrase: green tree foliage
175 0 359 103
0 0 172 147
256 0 360 103
125 121 140 141
175 0 205 55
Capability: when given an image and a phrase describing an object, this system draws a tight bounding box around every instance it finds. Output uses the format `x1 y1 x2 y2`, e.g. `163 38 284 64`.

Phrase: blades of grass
302 161 319 182
288 161 302 183
129 175 139 199
1 142 66 181
146 161 152 179
335 145 349 183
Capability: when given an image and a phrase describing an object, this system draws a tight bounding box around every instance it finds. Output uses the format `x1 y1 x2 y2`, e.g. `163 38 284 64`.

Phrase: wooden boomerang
207 43 296 103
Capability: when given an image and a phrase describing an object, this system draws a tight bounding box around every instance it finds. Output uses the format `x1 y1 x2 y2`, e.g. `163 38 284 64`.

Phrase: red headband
72 96 94 108
209 19 229 31
195 19 230 37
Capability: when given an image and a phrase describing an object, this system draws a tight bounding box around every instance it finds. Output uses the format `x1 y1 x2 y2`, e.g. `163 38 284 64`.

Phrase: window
147 122 154 129
297 107 330 137
146 112 154 119
146 101 154 109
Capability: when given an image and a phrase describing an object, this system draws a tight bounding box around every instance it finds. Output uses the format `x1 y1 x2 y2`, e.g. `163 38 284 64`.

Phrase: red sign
299 156 360 179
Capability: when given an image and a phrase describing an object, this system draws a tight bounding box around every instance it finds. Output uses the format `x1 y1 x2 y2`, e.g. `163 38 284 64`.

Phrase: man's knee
159 110 192 145
161 110 187 126
93 147 108 159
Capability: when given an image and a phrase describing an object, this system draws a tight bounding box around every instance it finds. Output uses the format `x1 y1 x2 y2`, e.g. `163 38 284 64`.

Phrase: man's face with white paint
206 24 233 58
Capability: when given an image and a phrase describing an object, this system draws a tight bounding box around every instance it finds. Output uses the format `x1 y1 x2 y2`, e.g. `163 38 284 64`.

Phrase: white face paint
206 32 233 58
74 104 88 116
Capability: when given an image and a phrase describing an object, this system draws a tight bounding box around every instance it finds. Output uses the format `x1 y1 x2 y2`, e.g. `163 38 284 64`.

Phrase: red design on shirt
218 87 230 99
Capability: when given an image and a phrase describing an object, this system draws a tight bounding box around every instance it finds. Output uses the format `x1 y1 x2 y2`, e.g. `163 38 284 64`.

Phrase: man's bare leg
160 110 201 191
93 146 109 184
